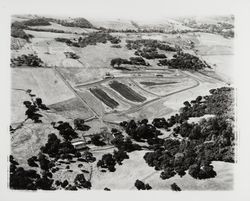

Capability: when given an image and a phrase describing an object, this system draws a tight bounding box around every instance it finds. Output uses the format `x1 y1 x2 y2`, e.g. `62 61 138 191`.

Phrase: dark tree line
110 57 149 68
157 51 211 70
55 32 121 48
11 54 44 67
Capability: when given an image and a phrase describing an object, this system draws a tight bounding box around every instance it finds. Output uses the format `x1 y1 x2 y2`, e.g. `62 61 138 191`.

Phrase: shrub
134 180 152 190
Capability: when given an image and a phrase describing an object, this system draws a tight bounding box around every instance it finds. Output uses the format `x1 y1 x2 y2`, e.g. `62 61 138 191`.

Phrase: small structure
104 72 114 79
155 74 163 77
72 139 89 151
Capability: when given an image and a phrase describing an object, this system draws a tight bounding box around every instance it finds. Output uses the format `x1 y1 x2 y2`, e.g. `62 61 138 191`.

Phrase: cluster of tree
22 18 51 26
90 135 106 146
157 51 211 70
126 39 176 52
119 119 163 142
111 134 142 152
143 139 217 180
11 18 52 41
64 51 80 59
97 148 130 172
11 54 44 67
27 27 66 33
171 183 181 191
46 17 94 29
134 180 152 190
74 118 91 131
97 153 117 172
110 57 149 68
23 96 48 123
10 153 92 190
74 174 91 189
40 133 77 158
10 155 54 190
52 121 78 141
11 21 33 41
23 100 43 123
77 32 121 47
135 47 167 60
111 44 122 48
179 87 234 120
55 32 121 48
183 20 234 38
142 87 235 180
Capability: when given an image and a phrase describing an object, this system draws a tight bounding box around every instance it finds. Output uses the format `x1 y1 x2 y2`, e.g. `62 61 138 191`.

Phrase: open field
11 68 77 123
133 75 197 96
195 32 233 55
143 161 234 190
48 97 93 120
57 67 107 85
109 80 146 102
11 123 60 165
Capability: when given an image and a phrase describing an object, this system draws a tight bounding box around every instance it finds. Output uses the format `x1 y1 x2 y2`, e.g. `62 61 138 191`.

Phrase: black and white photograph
0 0 250 200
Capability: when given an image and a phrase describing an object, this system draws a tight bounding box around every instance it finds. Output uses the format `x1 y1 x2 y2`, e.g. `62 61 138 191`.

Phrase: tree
74 118 90 131
134 180 152 190
113 149 129 165
91 135 106 146
97 153 116 172
171 183 181 191
160 167 176 180
74 174 91 189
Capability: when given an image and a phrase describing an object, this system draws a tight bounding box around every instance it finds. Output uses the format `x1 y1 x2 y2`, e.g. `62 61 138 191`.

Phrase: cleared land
109 80 146 102
48 97 93 120
90 87 119 109
11 68 78 123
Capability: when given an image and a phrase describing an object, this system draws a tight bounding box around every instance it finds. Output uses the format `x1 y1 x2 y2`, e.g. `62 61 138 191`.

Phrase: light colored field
202 55 234 84
58 67 107 85
144 161 234 190
48 97 93 120
91 149 233 190
134 18 194 32
91 150 154 189
11 123 60 165
11 68 76 123
11 37 27 50
71 42 135 68
89 18 137 30
76 90 105 117
162 77 224 114
195 32 233 55
24 29 79 39
12 68 75 104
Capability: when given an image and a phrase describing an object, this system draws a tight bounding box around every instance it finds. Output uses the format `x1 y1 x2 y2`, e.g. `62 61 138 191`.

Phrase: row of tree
11 54 44 67
157 51 211 70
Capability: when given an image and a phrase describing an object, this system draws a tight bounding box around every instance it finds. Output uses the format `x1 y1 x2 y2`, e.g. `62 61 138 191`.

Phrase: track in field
89 87 119 109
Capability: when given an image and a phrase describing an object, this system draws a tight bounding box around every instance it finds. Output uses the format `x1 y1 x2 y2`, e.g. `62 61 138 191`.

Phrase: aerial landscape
9 14 235 191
